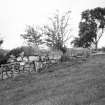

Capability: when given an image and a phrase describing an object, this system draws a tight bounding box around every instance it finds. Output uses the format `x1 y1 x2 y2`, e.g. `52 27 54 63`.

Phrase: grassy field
0 55 105 105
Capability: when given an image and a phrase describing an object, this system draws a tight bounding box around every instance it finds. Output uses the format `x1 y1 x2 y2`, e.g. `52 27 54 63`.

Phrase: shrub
101 47 105 52
0 55 9 66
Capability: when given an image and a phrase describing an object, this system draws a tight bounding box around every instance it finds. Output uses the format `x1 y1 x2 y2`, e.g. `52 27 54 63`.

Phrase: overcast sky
0 0 105 49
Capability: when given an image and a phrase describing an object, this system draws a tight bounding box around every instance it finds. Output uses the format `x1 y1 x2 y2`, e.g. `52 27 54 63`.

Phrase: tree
0 49 9 65
7 47 23 58
43 10 72 54
72 7 105 50
0 33 3 47
0 40 3 46
21 25 43 51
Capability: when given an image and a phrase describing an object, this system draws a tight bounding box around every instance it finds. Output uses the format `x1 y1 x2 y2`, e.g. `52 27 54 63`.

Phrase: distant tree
72 7 105 50
21 25 43 51
7 47 23 58
101 47 105 52
0 36 9 65
43 10 72 54
0 49 9 65
0 33 3 47
0 40 3 46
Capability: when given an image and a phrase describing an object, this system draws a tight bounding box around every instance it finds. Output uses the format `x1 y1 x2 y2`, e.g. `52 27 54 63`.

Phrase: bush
0 55 9 66
101 47 105 52
8 47 23 58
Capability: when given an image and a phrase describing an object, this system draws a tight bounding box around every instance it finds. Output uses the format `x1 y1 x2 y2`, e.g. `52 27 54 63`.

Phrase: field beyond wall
0 55 105 105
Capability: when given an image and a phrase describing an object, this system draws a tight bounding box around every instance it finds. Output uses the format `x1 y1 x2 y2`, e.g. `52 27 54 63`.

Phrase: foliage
0 55 9 65
0 49 9 65
7 47 23 58
21 25 43 48
101 47 105 52
43 10 71 53
0 40 3 46
72 7 105 49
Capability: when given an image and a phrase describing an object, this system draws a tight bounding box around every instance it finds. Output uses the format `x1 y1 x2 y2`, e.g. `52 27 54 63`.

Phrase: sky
0 0 105 49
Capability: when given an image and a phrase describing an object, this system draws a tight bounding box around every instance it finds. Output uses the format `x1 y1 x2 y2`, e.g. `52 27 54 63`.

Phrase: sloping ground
0 55 105 105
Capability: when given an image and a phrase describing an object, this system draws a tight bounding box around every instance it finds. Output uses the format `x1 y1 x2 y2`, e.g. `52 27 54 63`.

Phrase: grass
0 55 105 105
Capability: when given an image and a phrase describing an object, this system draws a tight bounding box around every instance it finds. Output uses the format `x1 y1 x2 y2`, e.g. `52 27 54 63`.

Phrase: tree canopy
43 10 72 53
72 7 105 49
21 25 43 48
7 47 23 58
